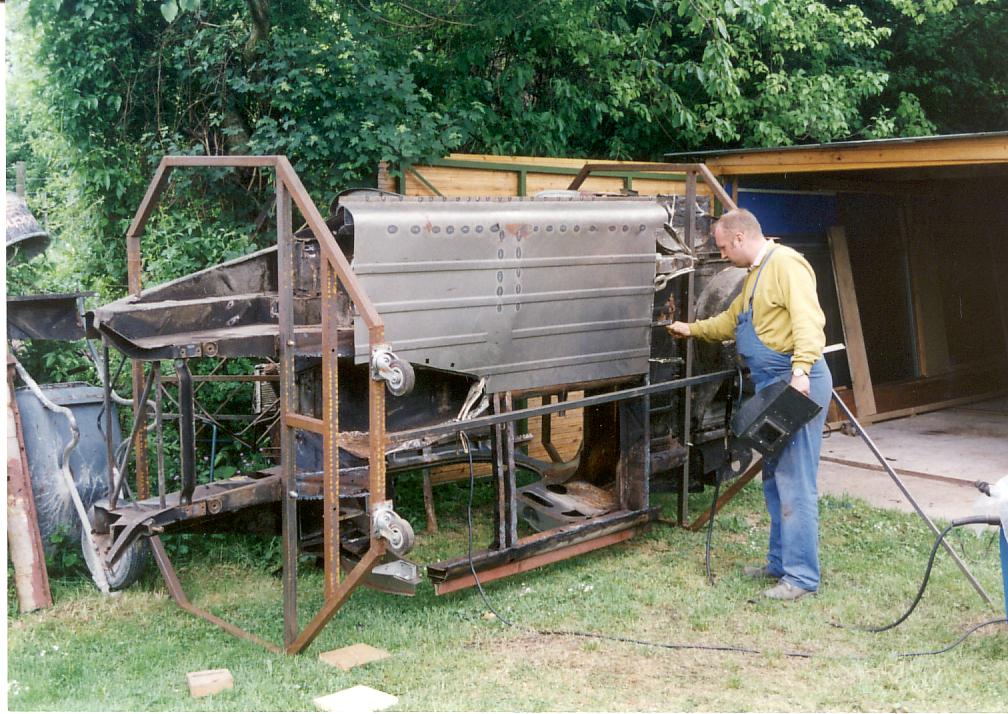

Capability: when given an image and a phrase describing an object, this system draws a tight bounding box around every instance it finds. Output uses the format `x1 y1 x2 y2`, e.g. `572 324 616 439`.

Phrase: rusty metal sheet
346 196 663 392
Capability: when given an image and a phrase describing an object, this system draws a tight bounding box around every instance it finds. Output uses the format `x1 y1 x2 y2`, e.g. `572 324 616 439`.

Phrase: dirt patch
474 630 821 711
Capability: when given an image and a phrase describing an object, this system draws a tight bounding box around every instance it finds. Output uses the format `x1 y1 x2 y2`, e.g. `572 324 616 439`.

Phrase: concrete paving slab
821 396 1008 485
818 460 982 522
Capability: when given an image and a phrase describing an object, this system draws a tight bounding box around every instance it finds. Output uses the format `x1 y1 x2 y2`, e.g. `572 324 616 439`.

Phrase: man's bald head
712 208 768 268
714 208 763 240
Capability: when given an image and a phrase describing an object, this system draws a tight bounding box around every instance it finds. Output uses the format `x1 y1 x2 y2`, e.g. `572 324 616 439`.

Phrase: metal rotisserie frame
90 156 741 655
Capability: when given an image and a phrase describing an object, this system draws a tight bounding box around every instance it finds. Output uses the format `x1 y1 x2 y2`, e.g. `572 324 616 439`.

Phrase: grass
6 474 1007 712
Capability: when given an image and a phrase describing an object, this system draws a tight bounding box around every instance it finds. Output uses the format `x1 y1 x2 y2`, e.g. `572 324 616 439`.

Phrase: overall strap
747 246 779 310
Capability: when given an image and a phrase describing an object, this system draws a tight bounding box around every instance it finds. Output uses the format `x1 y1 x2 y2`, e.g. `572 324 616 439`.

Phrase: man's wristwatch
792 367 807 378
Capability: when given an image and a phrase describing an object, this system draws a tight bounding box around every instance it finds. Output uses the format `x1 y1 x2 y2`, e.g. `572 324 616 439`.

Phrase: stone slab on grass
318 643 391 671
186 668 233 698
313 685 398 712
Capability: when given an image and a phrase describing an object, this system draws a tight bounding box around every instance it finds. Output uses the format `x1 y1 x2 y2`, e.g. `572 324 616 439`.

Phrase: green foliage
861 0 1008 136
44 524 85 576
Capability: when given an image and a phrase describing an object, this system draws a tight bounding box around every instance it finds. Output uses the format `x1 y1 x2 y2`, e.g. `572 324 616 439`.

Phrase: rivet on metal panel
410 225 420 234
462 225 470 234
515 285 522 294
387 225 398 234
497 305 503 313
560 224 567 232
432 226 441 234
476 225 484 233
533 224 540 232
639 224 647 232
574 225 581 233
623 225 630 232
515 303 521 311
496 271 503 282
497 249 504 259
546 225 554 232
609 225 616 232
446 226 455 235
496 287 504 297
516 247 522 258
491 223 500 232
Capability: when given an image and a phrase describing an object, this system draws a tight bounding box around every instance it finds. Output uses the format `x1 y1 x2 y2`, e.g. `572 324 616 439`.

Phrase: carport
670 132 1008 513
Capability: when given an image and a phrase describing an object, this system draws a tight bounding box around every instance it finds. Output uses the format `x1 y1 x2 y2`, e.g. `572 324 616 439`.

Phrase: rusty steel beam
284 412 325 435
434 528 640 595
277 178 300 648
159 374 279 383
274 157 383 331
678 170 697 526
428 508 655 583
695 163 738 211
286 544 386 655
150 537 283 654
6 356 53 612
322 258 340 600
687 458 763 532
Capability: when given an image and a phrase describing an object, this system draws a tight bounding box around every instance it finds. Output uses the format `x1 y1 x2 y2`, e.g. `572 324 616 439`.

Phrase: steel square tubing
391 369 734 445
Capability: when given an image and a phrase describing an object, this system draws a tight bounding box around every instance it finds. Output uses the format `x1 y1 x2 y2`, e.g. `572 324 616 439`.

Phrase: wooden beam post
827 226 877 417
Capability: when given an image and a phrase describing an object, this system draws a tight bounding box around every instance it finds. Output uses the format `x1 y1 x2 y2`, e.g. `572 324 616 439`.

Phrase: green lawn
7 476 1007 712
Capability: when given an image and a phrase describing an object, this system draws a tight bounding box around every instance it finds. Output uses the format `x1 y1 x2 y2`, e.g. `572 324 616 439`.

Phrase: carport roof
665 131 1008 177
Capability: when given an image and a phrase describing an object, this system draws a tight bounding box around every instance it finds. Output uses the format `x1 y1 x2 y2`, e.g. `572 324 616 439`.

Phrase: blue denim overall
736 248 832 591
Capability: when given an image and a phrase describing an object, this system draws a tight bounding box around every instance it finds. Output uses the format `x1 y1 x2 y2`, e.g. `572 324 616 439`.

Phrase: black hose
704 479 721 585
703 368 741 585
462 431 512 626
860 516 1000 633
460 439 1002 660
896 618 1007 658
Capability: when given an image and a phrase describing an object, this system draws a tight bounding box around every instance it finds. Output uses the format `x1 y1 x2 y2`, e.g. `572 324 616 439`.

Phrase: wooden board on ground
313 685 399 712
318 643 391 671
186 669 233 698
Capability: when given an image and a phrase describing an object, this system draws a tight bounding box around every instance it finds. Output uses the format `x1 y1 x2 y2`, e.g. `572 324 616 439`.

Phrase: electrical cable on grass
458 418 1001 661
895 618 1007 658
704 479 720 585
853 521 955 633
704 367 742 585
459 429 812 659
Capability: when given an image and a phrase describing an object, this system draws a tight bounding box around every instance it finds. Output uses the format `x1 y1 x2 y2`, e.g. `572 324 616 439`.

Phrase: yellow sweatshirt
689 244 826 372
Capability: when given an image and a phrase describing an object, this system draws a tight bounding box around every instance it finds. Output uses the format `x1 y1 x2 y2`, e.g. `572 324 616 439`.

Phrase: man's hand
790 372 810 396
667 321 691 338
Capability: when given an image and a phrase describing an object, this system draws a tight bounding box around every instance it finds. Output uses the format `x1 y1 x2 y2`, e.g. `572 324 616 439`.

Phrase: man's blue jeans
761 378 831 592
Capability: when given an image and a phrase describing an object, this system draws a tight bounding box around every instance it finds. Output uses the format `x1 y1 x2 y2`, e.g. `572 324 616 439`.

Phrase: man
668 208 832 601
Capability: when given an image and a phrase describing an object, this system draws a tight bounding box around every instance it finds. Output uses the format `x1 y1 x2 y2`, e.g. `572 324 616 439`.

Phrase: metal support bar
175 359 196 506
154 363 166 509
150 537 282 654
277 178 300 647
322 257 340 600
678 170 698 525
102 341 116 506
110 366 157 509
687 457 763 531
286 544 386 655
830 391 993 606
394 369 734 445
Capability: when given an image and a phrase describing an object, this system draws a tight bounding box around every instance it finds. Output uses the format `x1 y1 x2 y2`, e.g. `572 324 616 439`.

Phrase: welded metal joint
370 345 415 397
